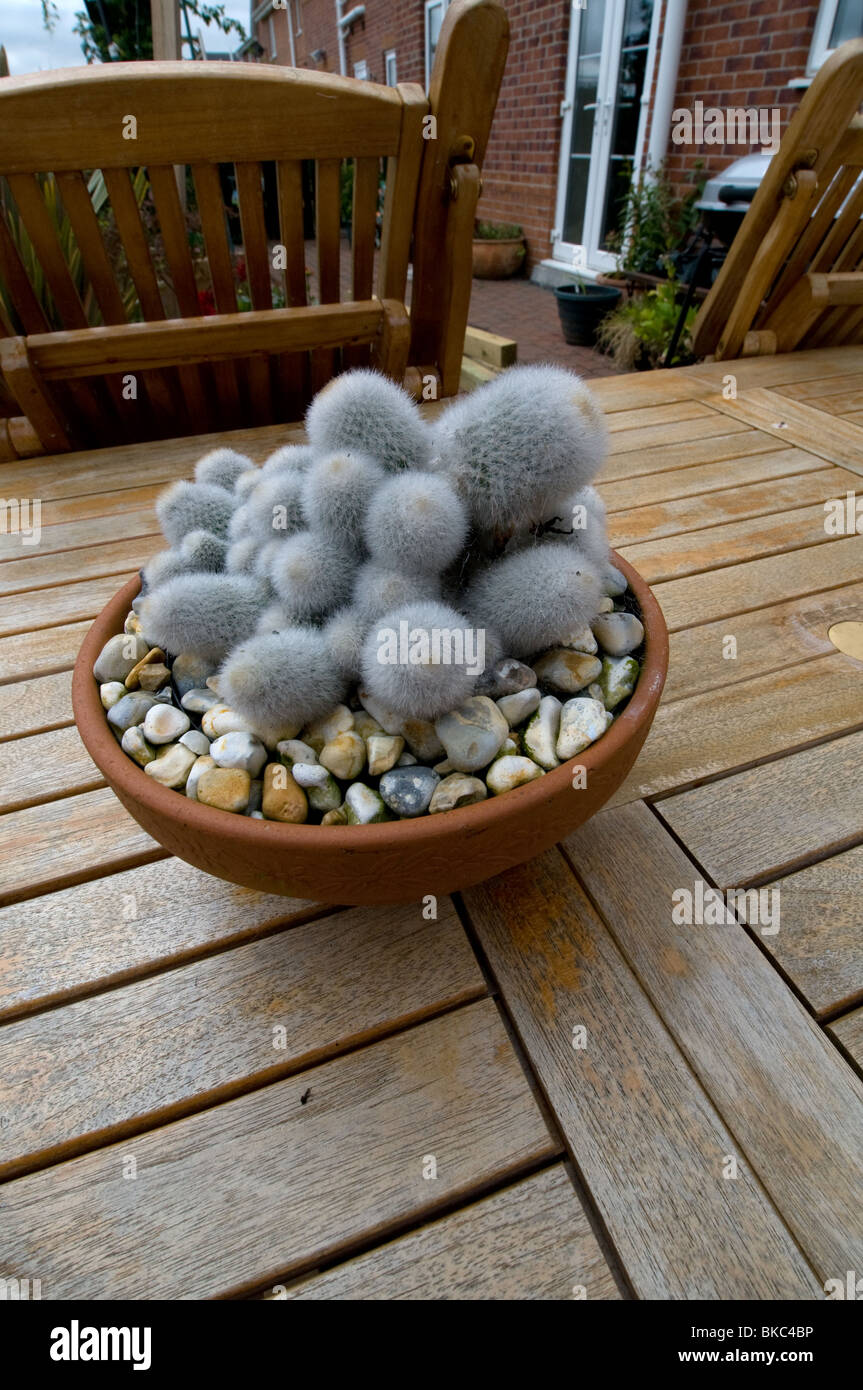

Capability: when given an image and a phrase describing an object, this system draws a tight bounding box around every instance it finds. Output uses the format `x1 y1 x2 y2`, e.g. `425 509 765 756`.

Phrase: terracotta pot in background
73 553 668 906
472 236 526 279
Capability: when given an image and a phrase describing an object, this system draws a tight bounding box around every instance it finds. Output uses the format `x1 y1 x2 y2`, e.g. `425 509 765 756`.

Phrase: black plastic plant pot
555 282 622 346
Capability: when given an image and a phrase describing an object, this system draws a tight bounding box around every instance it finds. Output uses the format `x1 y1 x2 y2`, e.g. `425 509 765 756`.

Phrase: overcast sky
3 0 252 74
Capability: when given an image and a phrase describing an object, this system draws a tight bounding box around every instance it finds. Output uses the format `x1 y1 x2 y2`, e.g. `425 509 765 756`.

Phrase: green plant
596 274 696 370
607 160 704 276
65 1 245 64
474 220 524 240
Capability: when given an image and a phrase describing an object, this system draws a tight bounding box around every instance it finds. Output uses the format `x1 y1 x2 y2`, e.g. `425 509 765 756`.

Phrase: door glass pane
599 0 654 251
563 0 605 244
830 0 863 46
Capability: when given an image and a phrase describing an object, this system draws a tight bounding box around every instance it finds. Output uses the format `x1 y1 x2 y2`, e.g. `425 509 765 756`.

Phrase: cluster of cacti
136 365 621 744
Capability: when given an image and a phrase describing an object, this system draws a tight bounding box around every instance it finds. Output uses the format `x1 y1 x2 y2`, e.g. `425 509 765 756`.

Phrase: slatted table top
1 347 862 1300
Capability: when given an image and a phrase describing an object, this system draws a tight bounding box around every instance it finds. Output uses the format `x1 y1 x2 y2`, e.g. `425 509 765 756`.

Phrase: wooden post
150 1 186 207
150 0 181 60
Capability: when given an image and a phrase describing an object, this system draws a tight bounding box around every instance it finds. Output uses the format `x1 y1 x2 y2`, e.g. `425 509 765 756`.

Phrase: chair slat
147 164 212 434
312 158 341 393
344 156 378 371
762 166 858 320
4 173 88 329
53 171 135 440
101 168 165 321
379 86 427 302
3 175 124 443
274 158 308 418
189 162 242 428
0 210 50 334
235 160 274 425
54 170 126 326
101 168 187 434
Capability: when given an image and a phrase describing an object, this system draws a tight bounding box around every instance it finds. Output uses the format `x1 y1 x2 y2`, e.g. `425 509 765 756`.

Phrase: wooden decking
0 348 861 1299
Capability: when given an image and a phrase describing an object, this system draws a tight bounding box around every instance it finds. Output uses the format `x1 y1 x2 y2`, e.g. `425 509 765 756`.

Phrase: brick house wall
662 0 819 196
249 0 827 271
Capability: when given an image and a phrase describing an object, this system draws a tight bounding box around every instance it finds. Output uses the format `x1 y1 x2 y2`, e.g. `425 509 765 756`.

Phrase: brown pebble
196 767 251 814
262 762 308 824
124 648 165 690
138 662 172 691
321 807 348 826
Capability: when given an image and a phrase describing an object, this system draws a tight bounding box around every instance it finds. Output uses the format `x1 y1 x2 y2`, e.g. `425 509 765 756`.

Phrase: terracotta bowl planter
73 552 667 906
472 236 526 279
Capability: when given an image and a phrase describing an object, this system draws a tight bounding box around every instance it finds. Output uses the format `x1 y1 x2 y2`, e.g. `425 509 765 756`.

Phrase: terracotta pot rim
72 551 667 857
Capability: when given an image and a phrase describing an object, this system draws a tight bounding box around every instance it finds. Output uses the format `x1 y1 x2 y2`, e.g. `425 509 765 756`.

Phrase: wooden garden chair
693 37 863 361
0 0 508 458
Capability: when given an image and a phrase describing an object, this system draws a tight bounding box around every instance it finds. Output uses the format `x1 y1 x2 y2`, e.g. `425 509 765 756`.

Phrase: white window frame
268 14 277 60
807 0 863 75
425 0 449 89
353 59 369 80
384 48 398 86
294 0 302 36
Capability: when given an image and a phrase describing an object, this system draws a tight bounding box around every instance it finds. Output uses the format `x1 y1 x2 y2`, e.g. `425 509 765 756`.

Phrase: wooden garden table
0 346 862 1300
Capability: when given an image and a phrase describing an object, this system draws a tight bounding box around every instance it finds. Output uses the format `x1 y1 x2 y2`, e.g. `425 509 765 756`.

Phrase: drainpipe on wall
335 0 347 75
335 2 366 76
286 0 297 66
646 0 689 174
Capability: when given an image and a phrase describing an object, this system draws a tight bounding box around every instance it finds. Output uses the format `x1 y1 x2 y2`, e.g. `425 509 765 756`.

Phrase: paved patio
468 274 623 377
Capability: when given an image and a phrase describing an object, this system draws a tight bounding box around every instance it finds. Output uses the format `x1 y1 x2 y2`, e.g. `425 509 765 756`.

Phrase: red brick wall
663 0 819 197
474 0 571 267
251 0 822 268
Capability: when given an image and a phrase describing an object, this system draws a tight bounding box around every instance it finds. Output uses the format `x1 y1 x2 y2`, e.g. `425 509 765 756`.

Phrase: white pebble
179 729 211 756
556 697 609 760
100 681 127 710
210 730 268 776
186 754 216 800
291 761 331 788
143 704 191 745
201 704 256 738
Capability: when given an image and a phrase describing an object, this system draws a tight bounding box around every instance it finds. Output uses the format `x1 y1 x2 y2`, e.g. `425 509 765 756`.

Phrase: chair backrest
0 0 509 456
693 37 863 361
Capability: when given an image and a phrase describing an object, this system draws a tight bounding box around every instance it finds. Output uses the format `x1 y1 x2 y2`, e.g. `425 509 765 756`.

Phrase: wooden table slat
0 998 558 1299
461 850 821 1299
283 1164 621 1301
565 801 863 1282
657 726 863 888
0 898 486 1179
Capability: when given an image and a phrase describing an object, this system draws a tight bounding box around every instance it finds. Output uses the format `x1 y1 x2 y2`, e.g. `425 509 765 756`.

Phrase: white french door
553 0 660 273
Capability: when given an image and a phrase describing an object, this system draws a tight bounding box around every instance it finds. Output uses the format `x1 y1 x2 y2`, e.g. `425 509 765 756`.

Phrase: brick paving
466 275 623 377
309 237 621 378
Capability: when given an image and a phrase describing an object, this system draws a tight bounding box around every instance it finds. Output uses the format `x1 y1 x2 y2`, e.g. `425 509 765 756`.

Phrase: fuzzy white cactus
432 364 608 533
261 444 315 476
220 627 347 744
242 472 307 543
464 543 604 658
306 368 433 473
226 536 259 575
352 562 439 627
302 450 385 548
194 448 254 492
269 530 357 620
324 606 370 681
363 471 469 574
359 600 481 720
138 573 269 663
135 364 616 738
155 480 235 546
180 529 228 573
